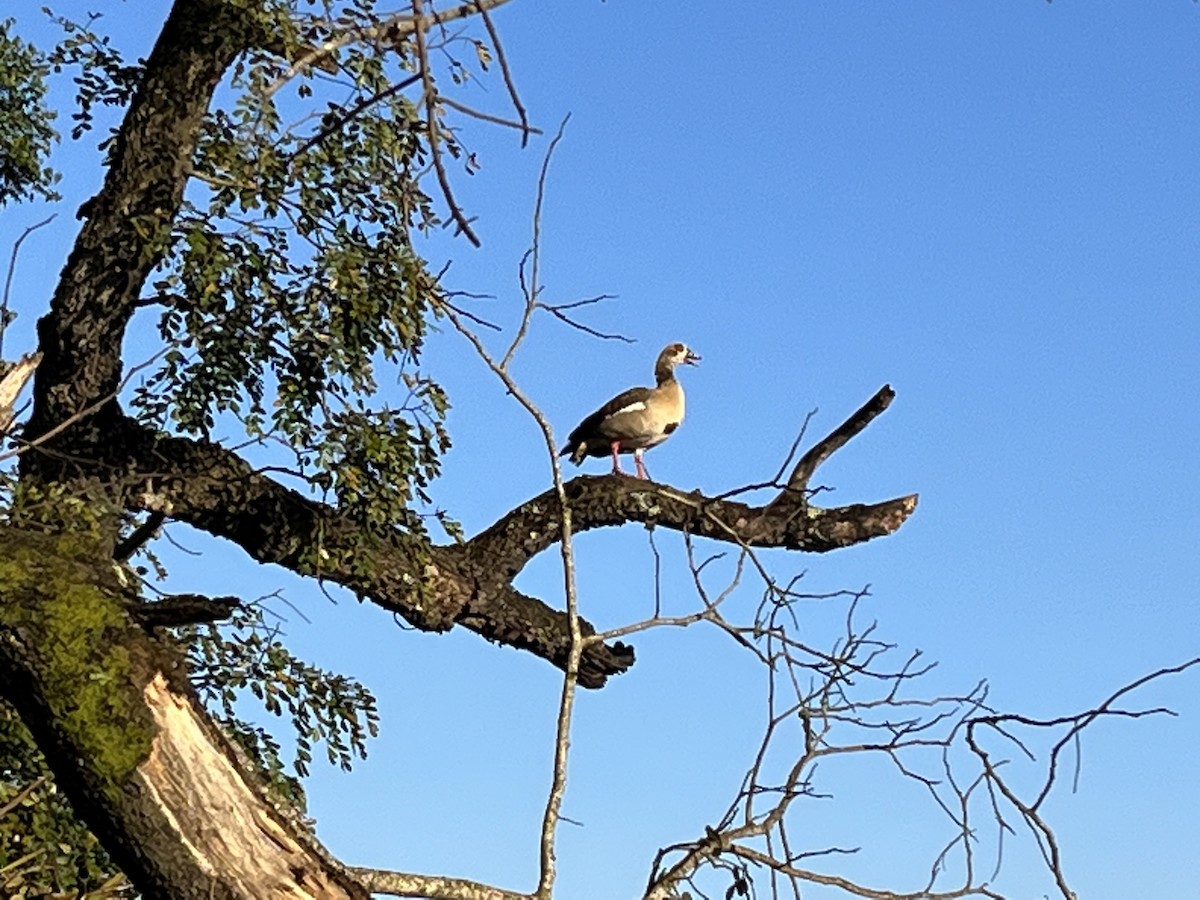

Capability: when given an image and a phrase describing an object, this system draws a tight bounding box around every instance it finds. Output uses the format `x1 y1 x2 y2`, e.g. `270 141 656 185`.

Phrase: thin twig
475 0 532 147
500 115 569 370
413 0 482 247
289 74 421 162
1 215 56 360
539 295 636 343
0 774 49 819
439 95 542 135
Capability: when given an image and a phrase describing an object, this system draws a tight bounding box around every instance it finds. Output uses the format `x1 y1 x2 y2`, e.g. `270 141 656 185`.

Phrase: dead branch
348 867 530 899
964 656 1200 900
414 0 482 247
539 294 636 343
128 593 242 628
767 385 895 515
439 95 542 135
642 554 1200 900
433 128 583 888
0 352 40 436
35 377 910 690
1 215 56 360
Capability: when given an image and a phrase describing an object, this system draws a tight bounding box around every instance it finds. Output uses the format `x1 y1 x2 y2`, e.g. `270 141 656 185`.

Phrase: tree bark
0 529 367 900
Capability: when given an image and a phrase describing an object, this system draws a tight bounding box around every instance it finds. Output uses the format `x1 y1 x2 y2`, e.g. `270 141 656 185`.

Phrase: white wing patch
610 400 647 416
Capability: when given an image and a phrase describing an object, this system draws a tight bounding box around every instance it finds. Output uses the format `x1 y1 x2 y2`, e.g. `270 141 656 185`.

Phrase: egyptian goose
560 342 700 479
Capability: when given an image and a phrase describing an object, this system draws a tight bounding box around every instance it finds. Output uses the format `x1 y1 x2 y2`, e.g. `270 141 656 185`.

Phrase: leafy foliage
43 10 143 142
0 19 59 206
183 603 381 789
0 706 129 898
131 14 457 537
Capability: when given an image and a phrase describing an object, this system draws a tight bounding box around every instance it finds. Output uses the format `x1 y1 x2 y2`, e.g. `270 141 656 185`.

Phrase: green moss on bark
0 528 154 790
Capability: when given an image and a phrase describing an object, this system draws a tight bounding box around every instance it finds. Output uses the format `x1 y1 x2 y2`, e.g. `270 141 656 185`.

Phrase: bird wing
561 385 654 455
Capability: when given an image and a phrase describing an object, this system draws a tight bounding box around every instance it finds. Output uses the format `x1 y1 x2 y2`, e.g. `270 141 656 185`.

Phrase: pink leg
610 441 624 474
634 448 649 480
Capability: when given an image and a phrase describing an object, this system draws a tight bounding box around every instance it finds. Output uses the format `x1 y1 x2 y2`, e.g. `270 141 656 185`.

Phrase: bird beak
684 350 701 366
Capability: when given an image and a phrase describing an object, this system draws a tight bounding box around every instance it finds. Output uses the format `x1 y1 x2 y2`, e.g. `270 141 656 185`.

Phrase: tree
0 3 1195 899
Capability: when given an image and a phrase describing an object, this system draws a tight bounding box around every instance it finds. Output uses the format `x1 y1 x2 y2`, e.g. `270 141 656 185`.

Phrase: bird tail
561 441 586 465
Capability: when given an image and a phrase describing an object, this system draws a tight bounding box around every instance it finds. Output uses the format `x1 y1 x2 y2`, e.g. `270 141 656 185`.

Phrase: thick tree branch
467 476 915 578
24 0 267 458
466 386 914 581
79 386 911 689
129 593 242 628
105 415 631 687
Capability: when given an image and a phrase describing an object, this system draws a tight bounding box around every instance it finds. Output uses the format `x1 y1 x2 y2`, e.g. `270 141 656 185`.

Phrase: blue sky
4 2 1200 898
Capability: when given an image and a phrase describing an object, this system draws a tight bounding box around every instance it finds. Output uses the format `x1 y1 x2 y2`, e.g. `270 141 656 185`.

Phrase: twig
1 215 56 360
0 774 49 819
413 0 482 247
289 74 422 162
474 0 532 147
766 385 895 513
264 0 516 98
539 294 636 343
439 95 542 136
500 115 569 370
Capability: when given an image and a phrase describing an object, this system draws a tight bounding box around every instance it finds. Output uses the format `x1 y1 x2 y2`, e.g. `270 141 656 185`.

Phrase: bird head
662 342 701 368
654 343 700 384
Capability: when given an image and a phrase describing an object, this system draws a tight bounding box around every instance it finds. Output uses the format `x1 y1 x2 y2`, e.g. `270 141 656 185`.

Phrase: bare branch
767 385 896 515
414 0 482 247
539 294 636 343
500 116 570 371
1 215 56 360
265 0 516 96
349 867 531 899
474 0 532 147
439 95 543 135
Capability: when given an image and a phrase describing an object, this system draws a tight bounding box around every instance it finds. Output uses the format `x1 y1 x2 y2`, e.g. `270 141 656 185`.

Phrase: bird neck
654 361 677 385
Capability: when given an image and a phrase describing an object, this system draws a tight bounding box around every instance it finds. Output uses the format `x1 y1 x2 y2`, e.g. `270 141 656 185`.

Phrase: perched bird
560 342 700 479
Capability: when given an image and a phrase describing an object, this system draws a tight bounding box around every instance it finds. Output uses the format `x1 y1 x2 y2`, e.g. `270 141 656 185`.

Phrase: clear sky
4 2 1200 898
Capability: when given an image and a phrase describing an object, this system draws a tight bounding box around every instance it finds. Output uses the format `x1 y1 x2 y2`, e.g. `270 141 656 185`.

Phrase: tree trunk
0 528 367 900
